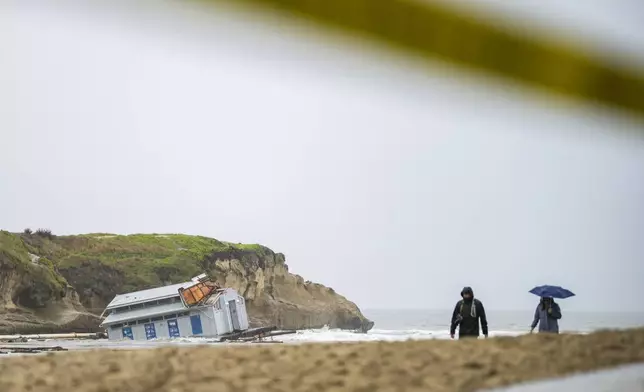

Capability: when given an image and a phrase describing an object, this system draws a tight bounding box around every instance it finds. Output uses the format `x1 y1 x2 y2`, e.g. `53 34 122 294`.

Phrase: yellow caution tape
202 0 644 118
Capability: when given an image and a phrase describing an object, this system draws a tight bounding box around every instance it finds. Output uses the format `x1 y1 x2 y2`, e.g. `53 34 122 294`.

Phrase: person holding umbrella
529 285 574 334
530 297 562 333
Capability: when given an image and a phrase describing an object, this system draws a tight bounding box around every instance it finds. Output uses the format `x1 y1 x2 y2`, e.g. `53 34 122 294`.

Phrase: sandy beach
0 328 643 392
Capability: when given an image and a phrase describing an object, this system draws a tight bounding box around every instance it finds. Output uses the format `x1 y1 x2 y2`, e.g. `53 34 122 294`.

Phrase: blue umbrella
529 285 575 299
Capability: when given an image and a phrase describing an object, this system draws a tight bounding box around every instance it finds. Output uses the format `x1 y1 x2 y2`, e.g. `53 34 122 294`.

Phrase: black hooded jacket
450 287 488 337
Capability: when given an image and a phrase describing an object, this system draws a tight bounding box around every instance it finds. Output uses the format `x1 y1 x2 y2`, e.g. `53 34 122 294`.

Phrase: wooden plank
0 333 102 341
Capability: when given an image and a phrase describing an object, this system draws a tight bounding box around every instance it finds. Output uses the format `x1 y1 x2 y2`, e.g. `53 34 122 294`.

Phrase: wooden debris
0 332 105 342
218 326 296 343
0 346 68 354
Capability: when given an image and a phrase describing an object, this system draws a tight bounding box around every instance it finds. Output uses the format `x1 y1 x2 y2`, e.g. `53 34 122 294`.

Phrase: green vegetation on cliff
0 231 259 299
0 230 68 297
1 231 286 308
21 232 279 294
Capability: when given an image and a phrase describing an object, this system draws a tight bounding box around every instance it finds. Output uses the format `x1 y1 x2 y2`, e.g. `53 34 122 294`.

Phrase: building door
144 323 157 340
190 314 203 335
122 326 133 340
167 319 180 338
229 300 241 331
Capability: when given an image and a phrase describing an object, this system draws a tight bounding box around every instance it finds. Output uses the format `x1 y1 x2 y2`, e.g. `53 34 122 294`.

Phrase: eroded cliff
0 231 373 334
0 231 96 334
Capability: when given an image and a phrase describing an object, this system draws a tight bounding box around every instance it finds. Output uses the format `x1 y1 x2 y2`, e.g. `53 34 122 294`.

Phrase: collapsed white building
100 274 249 340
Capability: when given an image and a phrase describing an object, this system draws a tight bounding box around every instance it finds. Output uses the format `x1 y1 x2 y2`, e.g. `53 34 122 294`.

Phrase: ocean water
2 309 643 355
366 309 644 333
279 309 644 343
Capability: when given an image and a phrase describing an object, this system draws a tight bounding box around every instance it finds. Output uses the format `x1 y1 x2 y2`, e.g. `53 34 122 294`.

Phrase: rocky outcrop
0 231 373 334
203 249 373 331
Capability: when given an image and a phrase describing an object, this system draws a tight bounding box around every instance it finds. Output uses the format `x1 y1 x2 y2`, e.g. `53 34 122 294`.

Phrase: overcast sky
2 0 643 312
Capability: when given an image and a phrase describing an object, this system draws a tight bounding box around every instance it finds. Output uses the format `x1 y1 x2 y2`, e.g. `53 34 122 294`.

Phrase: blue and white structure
100 278 249 341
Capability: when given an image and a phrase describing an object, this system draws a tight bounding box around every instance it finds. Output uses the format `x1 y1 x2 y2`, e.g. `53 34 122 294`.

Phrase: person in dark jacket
450 286 488 339
530 297 562 333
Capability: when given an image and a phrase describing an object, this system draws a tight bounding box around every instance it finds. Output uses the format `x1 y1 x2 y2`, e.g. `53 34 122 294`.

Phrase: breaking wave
276 326 525 343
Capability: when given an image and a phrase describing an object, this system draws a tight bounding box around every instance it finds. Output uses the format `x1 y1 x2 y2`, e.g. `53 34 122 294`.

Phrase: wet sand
1 328 643 392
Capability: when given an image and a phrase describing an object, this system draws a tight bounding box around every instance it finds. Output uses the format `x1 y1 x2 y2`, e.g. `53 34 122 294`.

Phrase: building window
163 314 177 320
151 316 163 322
111 324 123 329
156 297 180 306
137 318 150 324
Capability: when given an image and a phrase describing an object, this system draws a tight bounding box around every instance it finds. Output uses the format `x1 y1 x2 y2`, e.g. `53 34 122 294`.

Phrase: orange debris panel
178 277 220 307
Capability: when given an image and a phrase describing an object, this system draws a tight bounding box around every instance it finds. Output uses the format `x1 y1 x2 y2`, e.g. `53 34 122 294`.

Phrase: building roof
100 302 188 326
106 281 192 309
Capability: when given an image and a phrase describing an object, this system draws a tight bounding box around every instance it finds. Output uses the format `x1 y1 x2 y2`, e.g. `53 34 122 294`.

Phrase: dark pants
458 333 479 339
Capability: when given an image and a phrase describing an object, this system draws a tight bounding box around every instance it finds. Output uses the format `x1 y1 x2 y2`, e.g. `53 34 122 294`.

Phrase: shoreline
0 327 643 391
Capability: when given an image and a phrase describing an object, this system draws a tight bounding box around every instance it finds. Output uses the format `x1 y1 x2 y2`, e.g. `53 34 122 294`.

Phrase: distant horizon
361 308 644 315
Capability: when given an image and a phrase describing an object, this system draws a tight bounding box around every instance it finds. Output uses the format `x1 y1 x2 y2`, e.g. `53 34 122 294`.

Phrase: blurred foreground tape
204 0 644 118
